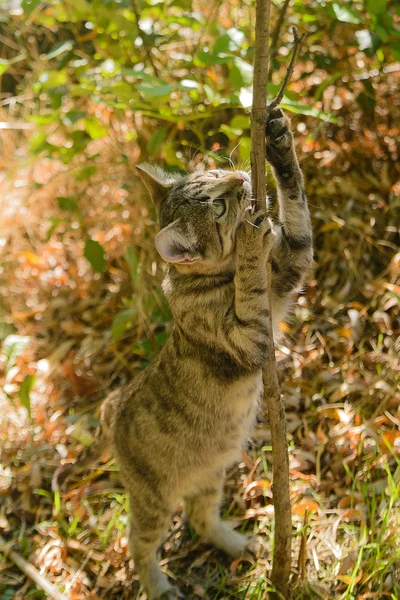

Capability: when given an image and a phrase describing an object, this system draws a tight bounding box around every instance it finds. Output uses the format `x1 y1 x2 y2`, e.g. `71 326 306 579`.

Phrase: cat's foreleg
222 210 275 368
220 209 275 368
266 109 313 299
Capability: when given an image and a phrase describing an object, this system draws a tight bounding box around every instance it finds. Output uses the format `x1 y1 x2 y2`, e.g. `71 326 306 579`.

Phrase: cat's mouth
175 254 199 264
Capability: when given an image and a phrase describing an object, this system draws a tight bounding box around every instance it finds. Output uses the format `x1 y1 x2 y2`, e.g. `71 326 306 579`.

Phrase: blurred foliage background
0 1 399 599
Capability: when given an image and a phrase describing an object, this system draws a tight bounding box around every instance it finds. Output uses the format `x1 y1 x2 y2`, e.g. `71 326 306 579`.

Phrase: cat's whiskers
228 142 241 167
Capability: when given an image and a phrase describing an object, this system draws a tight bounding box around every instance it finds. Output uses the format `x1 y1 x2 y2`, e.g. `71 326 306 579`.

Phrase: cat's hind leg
127 490 181 600
185 470 261 559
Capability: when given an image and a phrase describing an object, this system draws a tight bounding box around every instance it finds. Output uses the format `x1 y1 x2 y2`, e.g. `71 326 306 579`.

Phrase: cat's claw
244 210 272 238
266 107 293 151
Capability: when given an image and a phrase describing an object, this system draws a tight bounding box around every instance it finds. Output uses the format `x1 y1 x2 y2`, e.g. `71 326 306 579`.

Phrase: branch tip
267 26 306 111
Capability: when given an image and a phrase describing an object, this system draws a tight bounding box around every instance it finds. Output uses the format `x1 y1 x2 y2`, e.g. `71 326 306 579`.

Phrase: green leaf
230 115 250 130
147 126 168 153
390 40 400 60
332 3 361 24
213 34 231 55
232 58 253 86
29 113 59 125
132 338 153 357
46 217 66 241
280 99 339 123
111 308 136 341
74 165 96 181
84 118 108 140
2 335 30 370
137 83 177 98
387 289 400 303
37 70 67 90
356 79 376 117
29 132 47 153
125 247 140 286
84 239 106 273
18 375 35 417
356 91 376 117
366 0 386 16
70 84 94 97
62 111 86 126
0 60 10 77
229 63 244 88
57 197 78 211
220 124 242 140
22 0 41 17
238 136 251 162
196 49 231 66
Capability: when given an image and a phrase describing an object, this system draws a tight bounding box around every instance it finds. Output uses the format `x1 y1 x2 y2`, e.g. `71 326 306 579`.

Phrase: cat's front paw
238 210 273 258
266 108 294 163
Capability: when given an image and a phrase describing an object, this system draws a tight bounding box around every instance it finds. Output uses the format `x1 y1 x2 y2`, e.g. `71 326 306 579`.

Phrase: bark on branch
250 4 305 599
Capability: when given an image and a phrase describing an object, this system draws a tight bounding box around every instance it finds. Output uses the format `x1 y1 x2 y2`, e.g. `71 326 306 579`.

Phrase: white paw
243 535 265 559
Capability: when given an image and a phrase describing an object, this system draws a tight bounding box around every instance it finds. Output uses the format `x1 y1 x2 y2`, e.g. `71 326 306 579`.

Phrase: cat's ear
155 220 199 264
136 163 174 206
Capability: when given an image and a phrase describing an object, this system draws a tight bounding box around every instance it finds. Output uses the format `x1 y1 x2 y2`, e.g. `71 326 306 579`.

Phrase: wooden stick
250 2 295 598
263 354 292 599
0 535 68 600
250 0 271 210
268 27 306 111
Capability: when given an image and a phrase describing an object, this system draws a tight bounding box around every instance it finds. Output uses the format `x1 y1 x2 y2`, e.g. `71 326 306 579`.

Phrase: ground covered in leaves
1 73 400 600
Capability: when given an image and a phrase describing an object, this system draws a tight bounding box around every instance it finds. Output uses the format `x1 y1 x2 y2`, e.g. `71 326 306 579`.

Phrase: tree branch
250 0 271 209
268 26 306 111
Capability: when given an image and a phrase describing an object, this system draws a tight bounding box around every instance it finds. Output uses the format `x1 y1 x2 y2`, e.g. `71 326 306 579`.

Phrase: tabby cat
52 108 313 599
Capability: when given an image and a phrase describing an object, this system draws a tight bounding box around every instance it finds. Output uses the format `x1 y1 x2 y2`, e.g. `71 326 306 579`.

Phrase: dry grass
0 88 399 600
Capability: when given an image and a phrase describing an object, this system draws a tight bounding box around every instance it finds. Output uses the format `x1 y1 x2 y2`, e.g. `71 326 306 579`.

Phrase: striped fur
52 109 313 600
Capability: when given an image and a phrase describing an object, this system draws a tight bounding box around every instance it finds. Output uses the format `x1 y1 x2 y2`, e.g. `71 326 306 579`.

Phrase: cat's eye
212 198 226 218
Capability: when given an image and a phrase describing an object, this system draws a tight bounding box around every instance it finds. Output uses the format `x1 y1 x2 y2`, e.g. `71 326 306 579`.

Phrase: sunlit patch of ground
0 115 399 600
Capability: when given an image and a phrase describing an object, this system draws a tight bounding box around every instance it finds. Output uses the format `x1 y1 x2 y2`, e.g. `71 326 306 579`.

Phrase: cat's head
136 164 252 273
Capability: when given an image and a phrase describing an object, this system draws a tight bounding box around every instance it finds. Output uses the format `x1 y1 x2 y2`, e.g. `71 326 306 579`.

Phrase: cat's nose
220 172 247 189
238 170 251 183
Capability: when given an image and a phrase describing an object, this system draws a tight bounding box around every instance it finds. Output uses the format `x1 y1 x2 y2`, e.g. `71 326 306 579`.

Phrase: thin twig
270 0 291 62
130 0 161 78
0 535 68 600
294 508 309 582
268 26 306 110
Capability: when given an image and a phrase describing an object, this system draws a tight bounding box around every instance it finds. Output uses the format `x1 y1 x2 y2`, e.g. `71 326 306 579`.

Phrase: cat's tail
51 388 120 493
